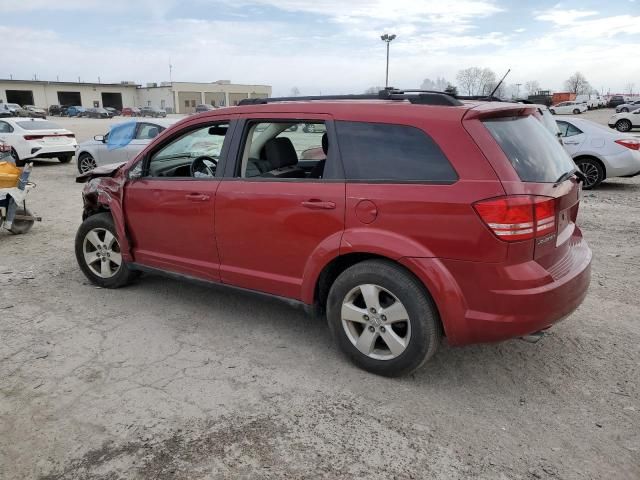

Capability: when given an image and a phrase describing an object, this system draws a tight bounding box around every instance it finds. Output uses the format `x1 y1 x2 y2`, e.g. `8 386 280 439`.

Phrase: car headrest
321 133 328 155
148 127 159 138
264 137 298 169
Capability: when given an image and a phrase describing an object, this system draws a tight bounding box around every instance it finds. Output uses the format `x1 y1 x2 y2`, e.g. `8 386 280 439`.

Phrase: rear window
483 115 575 183
17 120 62 130
335 121 457 182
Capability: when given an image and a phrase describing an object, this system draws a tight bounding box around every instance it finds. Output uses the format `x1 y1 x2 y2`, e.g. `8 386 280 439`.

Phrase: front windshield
154 125 228 161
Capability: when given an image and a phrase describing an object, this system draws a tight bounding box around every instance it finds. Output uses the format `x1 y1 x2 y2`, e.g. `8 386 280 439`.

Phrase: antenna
489 68 511 99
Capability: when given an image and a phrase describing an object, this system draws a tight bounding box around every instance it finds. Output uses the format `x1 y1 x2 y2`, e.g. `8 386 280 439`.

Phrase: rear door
215 114 345 300
556 120 587 155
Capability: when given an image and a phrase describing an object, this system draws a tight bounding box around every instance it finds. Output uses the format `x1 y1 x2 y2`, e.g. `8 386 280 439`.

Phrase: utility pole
380 33 396 89
169 60 173 83
515 83 522 98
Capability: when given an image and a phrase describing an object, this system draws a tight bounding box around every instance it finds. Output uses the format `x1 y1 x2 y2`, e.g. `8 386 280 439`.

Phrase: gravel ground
1 110 639 480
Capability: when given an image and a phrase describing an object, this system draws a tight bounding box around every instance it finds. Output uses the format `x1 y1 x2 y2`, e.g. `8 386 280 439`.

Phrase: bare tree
289 86 300 97
626 82 635 96
564 72 591 95
420 77 450 91
524 80 540 96
456 67 482 95
456 67 497 96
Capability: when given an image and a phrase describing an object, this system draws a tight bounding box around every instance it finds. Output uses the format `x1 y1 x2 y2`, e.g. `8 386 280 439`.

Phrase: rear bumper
400 233 592 346
604 150 640 178
27 143 78 159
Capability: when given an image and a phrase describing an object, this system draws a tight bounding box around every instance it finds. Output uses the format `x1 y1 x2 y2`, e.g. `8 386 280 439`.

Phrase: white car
0 118 77 166
549 101 588 115
557 117 640 188
608 108 640 132
76 118 177 173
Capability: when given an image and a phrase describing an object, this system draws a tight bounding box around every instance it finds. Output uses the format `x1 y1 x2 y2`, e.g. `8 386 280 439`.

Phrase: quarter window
0 121 13 133
335 121 457 182
556 121 583 138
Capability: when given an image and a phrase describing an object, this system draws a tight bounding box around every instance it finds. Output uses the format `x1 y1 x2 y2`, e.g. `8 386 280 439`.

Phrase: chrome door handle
301 200 336 210
185 193 210 201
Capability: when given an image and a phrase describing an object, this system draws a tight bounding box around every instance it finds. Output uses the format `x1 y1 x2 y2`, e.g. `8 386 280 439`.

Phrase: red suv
75 90 591 376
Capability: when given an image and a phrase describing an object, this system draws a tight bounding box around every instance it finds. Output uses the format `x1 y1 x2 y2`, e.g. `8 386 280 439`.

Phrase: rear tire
58 154 72 163
576 157 604 189
615 119 632 132
326 260 441 377
621 108 629 113
573 109 580 114
75 212 139 288
549 109 556 115
10 148 25 167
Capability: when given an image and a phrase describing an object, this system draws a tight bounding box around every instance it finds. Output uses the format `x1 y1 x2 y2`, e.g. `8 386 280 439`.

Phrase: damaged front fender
79 162 133 262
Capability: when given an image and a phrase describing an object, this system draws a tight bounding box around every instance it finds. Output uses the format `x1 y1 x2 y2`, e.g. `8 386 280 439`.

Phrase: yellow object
0 161 21 189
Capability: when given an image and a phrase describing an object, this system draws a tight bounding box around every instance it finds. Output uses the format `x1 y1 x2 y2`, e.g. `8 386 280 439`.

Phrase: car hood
76 161 126 183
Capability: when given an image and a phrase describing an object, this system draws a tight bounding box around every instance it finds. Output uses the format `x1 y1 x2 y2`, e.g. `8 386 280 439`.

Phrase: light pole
380 33 396 89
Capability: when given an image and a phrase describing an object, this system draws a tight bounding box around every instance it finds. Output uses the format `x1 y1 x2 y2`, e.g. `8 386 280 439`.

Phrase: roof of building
0 79 139 88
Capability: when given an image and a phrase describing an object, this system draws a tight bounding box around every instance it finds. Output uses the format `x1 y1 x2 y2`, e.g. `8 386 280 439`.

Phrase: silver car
76 119 177 173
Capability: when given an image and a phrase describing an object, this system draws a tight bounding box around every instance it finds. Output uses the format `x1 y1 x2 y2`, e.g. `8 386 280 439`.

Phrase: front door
124 120 232 281
215 116 345 300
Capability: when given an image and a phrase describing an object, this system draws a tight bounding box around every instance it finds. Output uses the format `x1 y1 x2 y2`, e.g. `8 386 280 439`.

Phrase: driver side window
147 123 228 178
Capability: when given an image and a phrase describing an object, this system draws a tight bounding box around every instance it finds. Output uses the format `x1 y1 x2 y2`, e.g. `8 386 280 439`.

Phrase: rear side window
483 115 575 183
335 121 457 182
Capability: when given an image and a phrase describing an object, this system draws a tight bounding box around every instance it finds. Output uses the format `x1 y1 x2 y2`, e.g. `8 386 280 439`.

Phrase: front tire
75 213 139 288
326 260 441 377
576 157 604 189
615 119 632 132
77 153 97 173
573 109 580 114
621 108 629 113
549 109 556 115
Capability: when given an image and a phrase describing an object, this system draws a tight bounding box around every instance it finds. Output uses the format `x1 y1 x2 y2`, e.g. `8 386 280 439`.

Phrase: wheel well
574 155 606 179
313 253 443 332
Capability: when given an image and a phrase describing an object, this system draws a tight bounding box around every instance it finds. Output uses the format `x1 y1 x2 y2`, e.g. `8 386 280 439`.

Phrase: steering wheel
190 155 217 178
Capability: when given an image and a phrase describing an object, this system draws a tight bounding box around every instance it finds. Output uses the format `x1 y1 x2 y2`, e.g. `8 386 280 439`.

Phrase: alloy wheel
616 120 631 132
577 162 600 188
341 284 411 360
83 228 122 278
79 155 97 173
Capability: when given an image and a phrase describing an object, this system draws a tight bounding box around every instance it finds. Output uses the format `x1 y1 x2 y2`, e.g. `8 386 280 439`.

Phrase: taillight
474 195 556 242
24 135 44 140
0 143 10 152
615 139 640 150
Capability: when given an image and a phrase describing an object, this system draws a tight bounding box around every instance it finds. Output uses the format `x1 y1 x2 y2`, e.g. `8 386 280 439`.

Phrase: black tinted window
335 121 457 182
483 115 575 183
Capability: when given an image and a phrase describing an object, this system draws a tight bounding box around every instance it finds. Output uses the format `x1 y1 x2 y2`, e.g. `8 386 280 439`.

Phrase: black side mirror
208 126 228 136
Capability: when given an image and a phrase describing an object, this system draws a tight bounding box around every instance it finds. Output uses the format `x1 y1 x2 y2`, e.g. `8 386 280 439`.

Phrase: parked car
0 140 11 161
49 105 66 116
607 96 626 108
74 92 591 377
557 117 640 189
75 119 177 173
608 108 640 133
549 101 588 115
105 107 121 116
0 104 14 118
65 106 86 117
615 100 640 113
195 104 216 113
82 107 113 119
121 107 141 117
0 118 77 166
23 106 47 119
140 107 167 118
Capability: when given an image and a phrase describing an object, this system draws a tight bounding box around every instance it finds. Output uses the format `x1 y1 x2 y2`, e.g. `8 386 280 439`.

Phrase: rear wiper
553 169 577 187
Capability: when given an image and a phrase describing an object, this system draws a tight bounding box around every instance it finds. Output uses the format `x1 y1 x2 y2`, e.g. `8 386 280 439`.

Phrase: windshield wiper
553 169 577 187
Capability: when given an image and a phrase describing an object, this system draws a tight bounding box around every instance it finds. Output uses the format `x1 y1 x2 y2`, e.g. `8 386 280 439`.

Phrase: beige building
137 80 272 113
0 79 271 113
0 79 139 110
